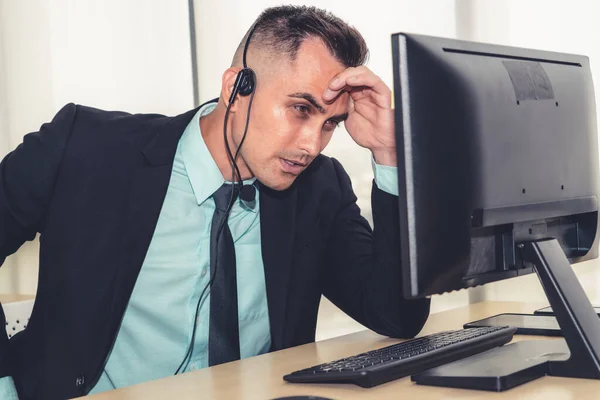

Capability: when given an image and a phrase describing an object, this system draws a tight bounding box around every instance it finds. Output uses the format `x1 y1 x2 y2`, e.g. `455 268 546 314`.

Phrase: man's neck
200 100 253 182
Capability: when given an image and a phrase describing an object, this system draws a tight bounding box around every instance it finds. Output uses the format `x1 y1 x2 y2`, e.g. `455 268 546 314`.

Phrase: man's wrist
371 149 397 167
371 154 399 196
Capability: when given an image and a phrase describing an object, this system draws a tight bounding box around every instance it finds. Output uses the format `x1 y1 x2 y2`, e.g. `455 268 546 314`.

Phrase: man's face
231 39 350 191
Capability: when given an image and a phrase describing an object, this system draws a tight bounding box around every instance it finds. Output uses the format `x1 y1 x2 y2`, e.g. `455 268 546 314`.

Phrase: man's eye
294 104 310 115
325 120 340 129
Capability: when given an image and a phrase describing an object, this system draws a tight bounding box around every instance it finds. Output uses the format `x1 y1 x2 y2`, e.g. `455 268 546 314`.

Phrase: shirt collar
180 102 258 212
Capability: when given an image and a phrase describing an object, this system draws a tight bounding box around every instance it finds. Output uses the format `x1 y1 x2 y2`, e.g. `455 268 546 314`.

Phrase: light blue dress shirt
89 102 271 393
0 102 399 397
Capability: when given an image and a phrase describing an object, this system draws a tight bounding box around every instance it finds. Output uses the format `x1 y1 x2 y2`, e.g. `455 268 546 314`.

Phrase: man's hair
232 5 369 68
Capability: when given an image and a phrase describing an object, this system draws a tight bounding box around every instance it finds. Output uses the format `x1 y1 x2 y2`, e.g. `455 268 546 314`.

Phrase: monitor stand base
412 239 600 391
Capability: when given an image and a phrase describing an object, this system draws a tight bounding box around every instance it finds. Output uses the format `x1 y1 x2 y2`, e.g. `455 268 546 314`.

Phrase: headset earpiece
228 68 256 104
238 68 255 96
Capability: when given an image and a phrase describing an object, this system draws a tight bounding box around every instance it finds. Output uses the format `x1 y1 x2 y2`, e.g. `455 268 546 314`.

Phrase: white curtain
0 4 8 158
0 6 20 294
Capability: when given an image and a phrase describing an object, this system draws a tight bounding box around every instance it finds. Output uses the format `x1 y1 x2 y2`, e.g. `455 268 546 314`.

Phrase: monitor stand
412 238 600 391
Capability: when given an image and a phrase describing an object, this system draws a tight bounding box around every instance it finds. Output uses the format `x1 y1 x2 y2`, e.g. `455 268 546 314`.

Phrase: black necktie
208 183 241 366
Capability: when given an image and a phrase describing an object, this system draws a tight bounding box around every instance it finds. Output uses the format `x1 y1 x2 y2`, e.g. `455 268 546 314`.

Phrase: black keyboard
283 325 516 388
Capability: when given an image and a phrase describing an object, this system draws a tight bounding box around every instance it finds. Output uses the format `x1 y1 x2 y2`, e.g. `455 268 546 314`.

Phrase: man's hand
323 66 396 166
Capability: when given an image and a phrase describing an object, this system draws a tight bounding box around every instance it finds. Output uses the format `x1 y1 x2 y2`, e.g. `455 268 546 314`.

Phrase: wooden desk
0 293 34 303
84 301 600 399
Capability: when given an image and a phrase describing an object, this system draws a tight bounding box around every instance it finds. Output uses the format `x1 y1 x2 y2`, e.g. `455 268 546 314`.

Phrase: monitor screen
391 33 599 298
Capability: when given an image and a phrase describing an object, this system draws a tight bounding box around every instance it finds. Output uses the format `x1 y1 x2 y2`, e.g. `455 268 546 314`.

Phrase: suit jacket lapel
259 183 298 351
113 106 201 311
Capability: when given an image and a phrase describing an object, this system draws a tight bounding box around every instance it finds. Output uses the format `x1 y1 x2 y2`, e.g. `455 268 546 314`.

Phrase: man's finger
324 71 389 103
323 85 348 102
324 67 363 101
327 67 362 89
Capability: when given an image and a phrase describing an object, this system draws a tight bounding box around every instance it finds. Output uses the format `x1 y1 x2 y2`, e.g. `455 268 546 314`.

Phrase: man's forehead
285 40 347 105
292 38 346 75
258 38 349 111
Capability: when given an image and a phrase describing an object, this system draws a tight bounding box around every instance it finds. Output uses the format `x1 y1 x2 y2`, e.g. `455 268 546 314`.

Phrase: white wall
0 0 195 294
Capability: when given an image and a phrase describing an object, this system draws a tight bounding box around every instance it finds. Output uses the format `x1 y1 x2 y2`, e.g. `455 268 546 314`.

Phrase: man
0 5 430 399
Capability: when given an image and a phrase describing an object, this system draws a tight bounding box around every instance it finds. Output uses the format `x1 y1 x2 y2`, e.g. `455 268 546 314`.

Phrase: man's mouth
280 158 307 175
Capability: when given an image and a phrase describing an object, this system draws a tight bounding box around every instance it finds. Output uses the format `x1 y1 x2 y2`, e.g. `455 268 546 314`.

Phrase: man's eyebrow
288 92 348 122
288 92 326 114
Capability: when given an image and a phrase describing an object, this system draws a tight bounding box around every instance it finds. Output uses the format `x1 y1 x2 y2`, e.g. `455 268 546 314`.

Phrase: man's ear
221 67 244 112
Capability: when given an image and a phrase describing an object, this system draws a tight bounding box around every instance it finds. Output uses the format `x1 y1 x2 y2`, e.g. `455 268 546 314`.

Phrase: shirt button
75 375 85 389
201 268 207 277
189 363 198 371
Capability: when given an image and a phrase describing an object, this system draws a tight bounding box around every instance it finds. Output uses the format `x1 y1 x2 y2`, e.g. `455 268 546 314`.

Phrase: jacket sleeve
322 157 430 339
0 103 77 378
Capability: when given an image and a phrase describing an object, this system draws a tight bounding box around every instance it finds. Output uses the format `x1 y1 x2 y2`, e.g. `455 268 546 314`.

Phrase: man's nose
298 128 321 158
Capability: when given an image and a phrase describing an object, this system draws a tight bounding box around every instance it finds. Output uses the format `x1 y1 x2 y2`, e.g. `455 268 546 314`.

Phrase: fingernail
348 76 357 83
323 89 334 100
331 78 339 87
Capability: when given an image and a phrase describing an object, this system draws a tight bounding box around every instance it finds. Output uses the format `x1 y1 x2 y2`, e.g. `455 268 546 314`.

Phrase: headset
225 22 259 205
174 23 259 375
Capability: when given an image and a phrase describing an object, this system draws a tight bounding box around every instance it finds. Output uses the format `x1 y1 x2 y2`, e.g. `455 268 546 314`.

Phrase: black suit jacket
0 102 430 399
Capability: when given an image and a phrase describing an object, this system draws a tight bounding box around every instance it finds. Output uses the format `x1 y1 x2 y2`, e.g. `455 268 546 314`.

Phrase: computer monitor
392 33 600 389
